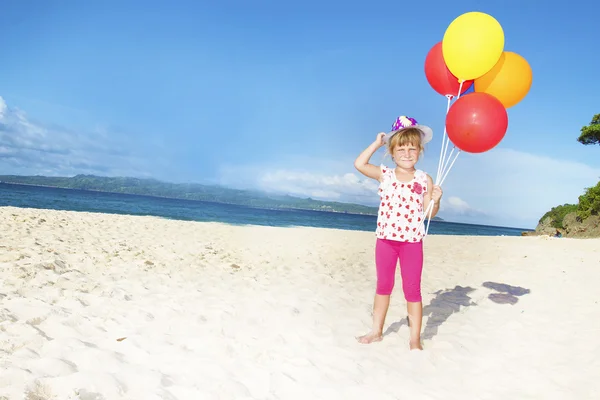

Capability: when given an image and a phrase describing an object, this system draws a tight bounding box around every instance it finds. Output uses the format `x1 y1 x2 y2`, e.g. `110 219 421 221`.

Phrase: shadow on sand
383 282 531 340
383 285 477 340
483 281 531 305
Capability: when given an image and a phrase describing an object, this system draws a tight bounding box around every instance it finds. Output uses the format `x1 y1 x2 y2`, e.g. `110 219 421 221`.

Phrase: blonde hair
386 127 425 156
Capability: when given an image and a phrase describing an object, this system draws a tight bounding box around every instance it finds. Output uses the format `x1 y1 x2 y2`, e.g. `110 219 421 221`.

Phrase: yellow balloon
474 51 532 108
442 12 505 81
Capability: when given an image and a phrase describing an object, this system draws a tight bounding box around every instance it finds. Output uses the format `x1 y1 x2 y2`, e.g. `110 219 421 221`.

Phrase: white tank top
375 164 428 242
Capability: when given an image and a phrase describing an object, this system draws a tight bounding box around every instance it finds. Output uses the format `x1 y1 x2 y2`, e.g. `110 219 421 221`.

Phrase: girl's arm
354 132 386 181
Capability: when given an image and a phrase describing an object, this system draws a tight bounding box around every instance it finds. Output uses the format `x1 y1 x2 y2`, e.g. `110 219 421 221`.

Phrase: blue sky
0 0 598 229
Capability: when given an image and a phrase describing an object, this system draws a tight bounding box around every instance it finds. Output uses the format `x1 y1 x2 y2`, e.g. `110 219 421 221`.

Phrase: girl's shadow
383 285 477 340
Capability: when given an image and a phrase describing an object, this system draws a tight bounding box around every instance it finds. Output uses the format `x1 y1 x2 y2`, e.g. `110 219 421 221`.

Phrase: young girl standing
353 116 443 350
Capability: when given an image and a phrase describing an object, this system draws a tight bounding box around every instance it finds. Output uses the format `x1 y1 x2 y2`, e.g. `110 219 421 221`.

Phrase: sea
0 182 531 237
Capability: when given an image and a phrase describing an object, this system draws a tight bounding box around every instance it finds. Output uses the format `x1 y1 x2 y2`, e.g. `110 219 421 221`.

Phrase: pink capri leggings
375 238 423 302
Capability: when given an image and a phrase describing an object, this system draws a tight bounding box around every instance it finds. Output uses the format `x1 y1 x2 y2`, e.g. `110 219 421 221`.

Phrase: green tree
572 113 600 222
577 113 600 145
577 181 600 221
539 203 578 228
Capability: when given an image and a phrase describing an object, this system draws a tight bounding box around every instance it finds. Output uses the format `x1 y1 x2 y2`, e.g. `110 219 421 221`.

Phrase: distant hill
0 174 444 220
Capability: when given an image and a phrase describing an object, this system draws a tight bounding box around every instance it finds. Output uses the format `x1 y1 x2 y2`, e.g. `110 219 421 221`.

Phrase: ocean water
0 183 530 236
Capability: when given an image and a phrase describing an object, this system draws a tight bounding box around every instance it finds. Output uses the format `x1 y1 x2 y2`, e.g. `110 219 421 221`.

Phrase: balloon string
438 80 463 186
440 146 455 182
439 150 460 187
424 149 460 236
456 81 465 100
436 80 463 186
425 80 465 237
435 95 453 185
423 199 435 236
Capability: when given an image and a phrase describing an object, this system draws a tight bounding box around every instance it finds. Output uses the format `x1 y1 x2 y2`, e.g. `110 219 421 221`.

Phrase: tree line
540 113 600 228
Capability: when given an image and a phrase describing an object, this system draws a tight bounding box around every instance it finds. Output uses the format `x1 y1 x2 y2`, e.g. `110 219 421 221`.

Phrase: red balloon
445 92 508 153
425 42 473 97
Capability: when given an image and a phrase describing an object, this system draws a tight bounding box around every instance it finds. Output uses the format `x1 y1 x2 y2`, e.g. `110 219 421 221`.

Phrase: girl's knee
404 291 422 302
376 279 394 295
375 239 399 296
403 282 422 302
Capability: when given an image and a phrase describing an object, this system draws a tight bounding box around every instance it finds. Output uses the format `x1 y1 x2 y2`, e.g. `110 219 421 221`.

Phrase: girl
353 116 443 350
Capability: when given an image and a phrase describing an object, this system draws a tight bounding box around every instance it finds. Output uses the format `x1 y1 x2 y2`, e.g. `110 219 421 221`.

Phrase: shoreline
0 180 384 217
0 202 531 237
1 182 534 234
0 204 533 238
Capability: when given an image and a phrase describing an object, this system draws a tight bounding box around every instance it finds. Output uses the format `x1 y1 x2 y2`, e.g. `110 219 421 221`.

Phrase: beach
1 206 599 400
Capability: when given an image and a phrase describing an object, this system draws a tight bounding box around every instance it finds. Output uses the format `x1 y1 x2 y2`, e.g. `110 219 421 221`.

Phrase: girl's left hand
431 185 443 203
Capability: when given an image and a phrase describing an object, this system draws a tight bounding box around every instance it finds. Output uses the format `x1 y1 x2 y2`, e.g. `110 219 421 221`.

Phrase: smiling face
393 143 420 168
387 127 424 168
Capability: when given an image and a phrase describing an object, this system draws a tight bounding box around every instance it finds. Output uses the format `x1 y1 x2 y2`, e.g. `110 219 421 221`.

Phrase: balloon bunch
422 11 532 234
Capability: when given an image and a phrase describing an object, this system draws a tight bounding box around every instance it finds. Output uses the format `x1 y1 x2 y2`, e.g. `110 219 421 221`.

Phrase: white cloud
434 147 600 227
218 161 491 220
238 167 489 222
440 196 485 216
2 93 598 230
258 169 378 201
0 96 159 178
219 146 600 229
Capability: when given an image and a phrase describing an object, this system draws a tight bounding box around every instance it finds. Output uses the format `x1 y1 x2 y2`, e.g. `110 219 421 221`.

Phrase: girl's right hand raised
375 132 386 147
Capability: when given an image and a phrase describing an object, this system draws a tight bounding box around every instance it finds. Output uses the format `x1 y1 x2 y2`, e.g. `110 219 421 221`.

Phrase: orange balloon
474 51 532 108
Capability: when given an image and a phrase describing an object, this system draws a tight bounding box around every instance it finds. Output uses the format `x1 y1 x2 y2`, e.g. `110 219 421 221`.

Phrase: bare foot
409 340 423 350
356 332 383 344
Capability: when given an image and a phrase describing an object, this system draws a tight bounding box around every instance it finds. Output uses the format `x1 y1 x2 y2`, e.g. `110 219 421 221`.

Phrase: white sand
1 206 599 400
